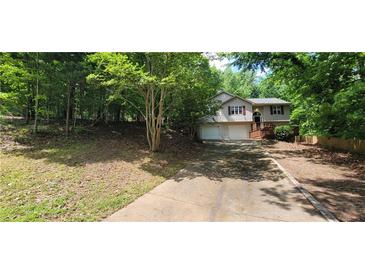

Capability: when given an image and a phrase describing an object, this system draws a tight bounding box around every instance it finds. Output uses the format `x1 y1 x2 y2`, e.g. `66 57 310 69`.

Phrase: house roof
212 90 291 105
221 95 252 105
211 90 235 101
247 98 291 105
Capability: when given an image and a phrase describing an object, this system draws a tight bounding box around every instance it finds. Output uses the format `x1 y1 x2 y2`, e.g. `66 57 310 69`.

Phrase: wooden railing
249 123 275 139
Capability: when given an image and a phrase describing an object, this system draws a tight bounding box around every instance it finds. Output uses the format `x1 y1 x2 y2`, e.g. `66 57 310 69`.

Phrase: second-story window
271 105 284 115
228 106 245 115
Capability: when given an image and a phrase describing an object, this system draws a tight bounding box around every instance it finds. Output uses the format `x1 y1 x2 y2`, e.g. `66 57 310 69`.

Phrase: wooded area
1 52 364 152
1 52 364 222
0 53 221 151
225 52 365 139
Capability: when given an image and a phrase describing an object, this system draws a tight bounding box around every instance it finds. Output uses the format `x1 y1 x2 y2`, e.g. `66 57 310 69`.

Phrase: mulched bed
264 141 365 221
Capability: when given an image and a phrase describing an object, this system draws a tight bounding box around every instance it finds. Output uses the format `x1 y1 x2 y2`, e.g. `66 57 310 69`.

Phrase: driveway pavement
105 142 326 221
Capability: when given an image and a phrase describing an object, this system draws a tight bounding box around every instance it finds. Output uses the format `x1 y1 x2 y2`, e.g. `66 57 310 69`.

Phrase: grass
0 119 200 221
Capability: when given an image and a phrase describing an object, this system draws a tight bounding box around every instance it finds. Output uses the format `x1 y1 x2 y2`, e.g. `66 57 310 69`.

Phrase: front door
253 112 261 129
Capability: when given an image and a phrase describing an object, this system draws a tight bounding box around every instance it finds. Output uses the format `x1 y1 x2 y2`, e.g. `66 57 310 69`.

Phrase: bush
274 125 294 141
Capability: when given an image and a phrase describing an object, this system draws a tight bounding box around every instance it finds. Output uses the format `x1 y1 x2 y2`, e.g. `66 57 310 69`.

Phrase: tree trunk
33 52 39 134
144 86 165 152
25 82 33 124
73 99 77 128
25 96 31 124
65 82 71 136
114 104 121 122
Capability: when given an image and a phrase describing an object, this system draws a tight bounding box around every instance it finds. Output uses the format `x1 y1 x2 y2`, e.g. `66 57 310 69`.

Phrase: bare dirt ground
0 119 201 221
263 141 365 221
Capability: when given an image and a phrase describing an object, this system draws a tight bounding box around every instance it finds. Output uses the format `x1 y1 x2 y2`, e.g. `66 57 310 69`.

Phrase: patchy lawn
0 119 201 221
264 140 365 221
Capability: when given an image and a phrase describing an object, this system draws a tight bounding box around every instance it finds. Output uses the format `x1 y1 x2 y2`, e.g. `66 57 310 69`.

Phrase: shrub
274 125 294 141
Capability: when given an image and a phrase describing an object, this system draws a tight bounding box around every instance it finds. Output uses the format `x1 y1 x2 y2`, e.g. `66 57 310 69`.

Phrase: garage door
200 125 221 140
228 124 250 140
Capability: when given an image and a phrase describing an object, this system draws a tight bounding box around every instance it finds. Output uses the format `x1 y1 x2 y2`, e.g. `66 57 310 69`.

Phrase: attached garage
200 124 221 140
199 123 250 141
227 124 250 140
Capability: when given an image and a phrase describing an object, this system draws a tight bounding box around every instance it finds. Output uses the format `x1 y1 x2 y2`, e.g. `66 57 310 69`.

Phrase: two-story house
198 90 291 140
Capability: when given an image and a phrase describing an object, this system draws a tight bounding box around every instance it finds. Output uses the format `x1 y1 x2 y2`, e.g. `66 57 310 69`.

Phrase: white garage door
227 124 250 140
200 125 221 140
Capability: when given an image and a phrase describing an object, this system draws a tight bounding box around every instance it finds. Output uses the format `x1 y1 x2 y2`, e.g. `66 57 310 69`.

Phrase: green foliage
86 52 220 140
2 51 364 143
167 54 221 136
0 92 19 114
228 52 365 139
274 125 294 141
220 67 259 98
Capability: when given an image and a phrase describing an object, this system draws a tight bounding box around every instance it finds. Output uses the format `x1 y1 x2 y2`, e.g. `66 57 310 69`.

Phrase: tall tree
33 52 39 134
87 52 220 150
220 67 259 98
228 52 365 138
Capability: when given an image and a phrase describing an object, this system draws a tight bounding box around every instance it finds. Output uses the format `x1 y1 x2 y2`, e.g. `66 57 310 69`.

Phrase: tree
220 67 259 98
227 52 365 138
0 53 30 116
167 55 221 137
33 52 39 133
87 52 220 150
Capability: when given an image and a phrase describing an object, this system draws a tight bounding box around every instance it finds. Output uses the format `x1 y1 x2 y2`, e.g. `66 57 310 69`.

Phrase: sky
209 56 230 71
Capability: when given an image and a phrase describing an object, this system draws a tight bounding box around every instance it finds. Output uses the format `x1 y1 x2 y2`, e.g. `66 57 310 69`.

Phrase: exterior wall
201 94 291 134
214 92 233 103
212 98 253 122
199 122 251 140
260 105 290 122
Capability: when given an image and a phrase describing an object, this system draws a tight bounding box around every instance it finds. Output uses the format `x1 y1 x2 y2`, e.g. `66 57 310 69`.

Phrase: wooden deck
249 123 275 139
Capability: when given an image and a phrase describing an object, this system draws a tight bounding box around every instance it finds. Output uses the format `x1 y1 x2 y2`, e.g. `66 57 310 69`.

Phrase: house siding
260 105 290 122
212 98 253 122
199 92 292 141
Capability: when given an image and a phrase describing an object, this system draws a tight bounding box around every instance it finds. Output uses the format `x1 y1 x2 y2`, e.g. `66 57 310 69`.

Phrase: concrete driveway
106 142 326 221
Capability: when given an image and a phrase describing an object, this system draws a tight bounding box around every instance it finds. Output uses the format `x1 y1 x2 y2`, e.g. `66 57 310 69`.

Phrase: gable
222 97 247 107
221 95 253 106
212 91 234 103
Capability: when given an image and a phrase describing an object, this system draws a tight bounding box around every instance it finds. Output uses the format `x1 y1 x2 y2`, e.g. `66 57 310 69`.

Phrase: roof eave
251 102 291 106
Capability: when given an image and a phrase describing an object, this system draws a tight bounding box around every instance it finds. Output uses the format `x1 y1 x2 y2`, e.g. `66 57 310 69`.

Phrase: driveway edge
263 150 339 222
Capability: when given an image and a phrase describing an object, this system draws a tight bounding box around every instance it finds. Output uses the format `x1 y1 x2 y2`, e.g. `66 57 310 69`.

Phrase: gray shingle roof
213 91 291 105
247 98 291 105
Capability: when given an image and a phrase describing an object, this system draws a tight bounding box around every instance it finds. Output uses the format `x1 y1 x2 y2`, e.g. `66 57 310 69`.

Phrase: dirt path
264 141 365 221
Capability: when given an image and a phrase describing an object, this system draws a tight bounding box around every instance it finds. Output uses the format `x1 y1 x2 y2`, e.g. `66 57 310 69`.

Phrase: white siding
212 98 253 122
261 105 290 122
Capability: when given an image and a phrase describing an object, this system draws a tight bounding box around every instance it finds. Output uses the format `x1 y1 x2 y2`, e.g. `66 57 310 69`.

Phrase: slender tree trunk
144 88 151 149
65 82 71 136
33 52 39 134
144 87 165 152
150 87 156 151
154 88 164 150
46 98 50 124
142 55 169 152
114 105 121 122
25 96 31 124
73 99 77 128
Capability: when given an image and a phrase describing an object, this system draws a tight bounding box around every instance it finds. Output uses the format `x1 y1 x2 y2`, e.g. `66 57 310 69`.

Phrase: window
228 106 245 115
270 105 284 115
